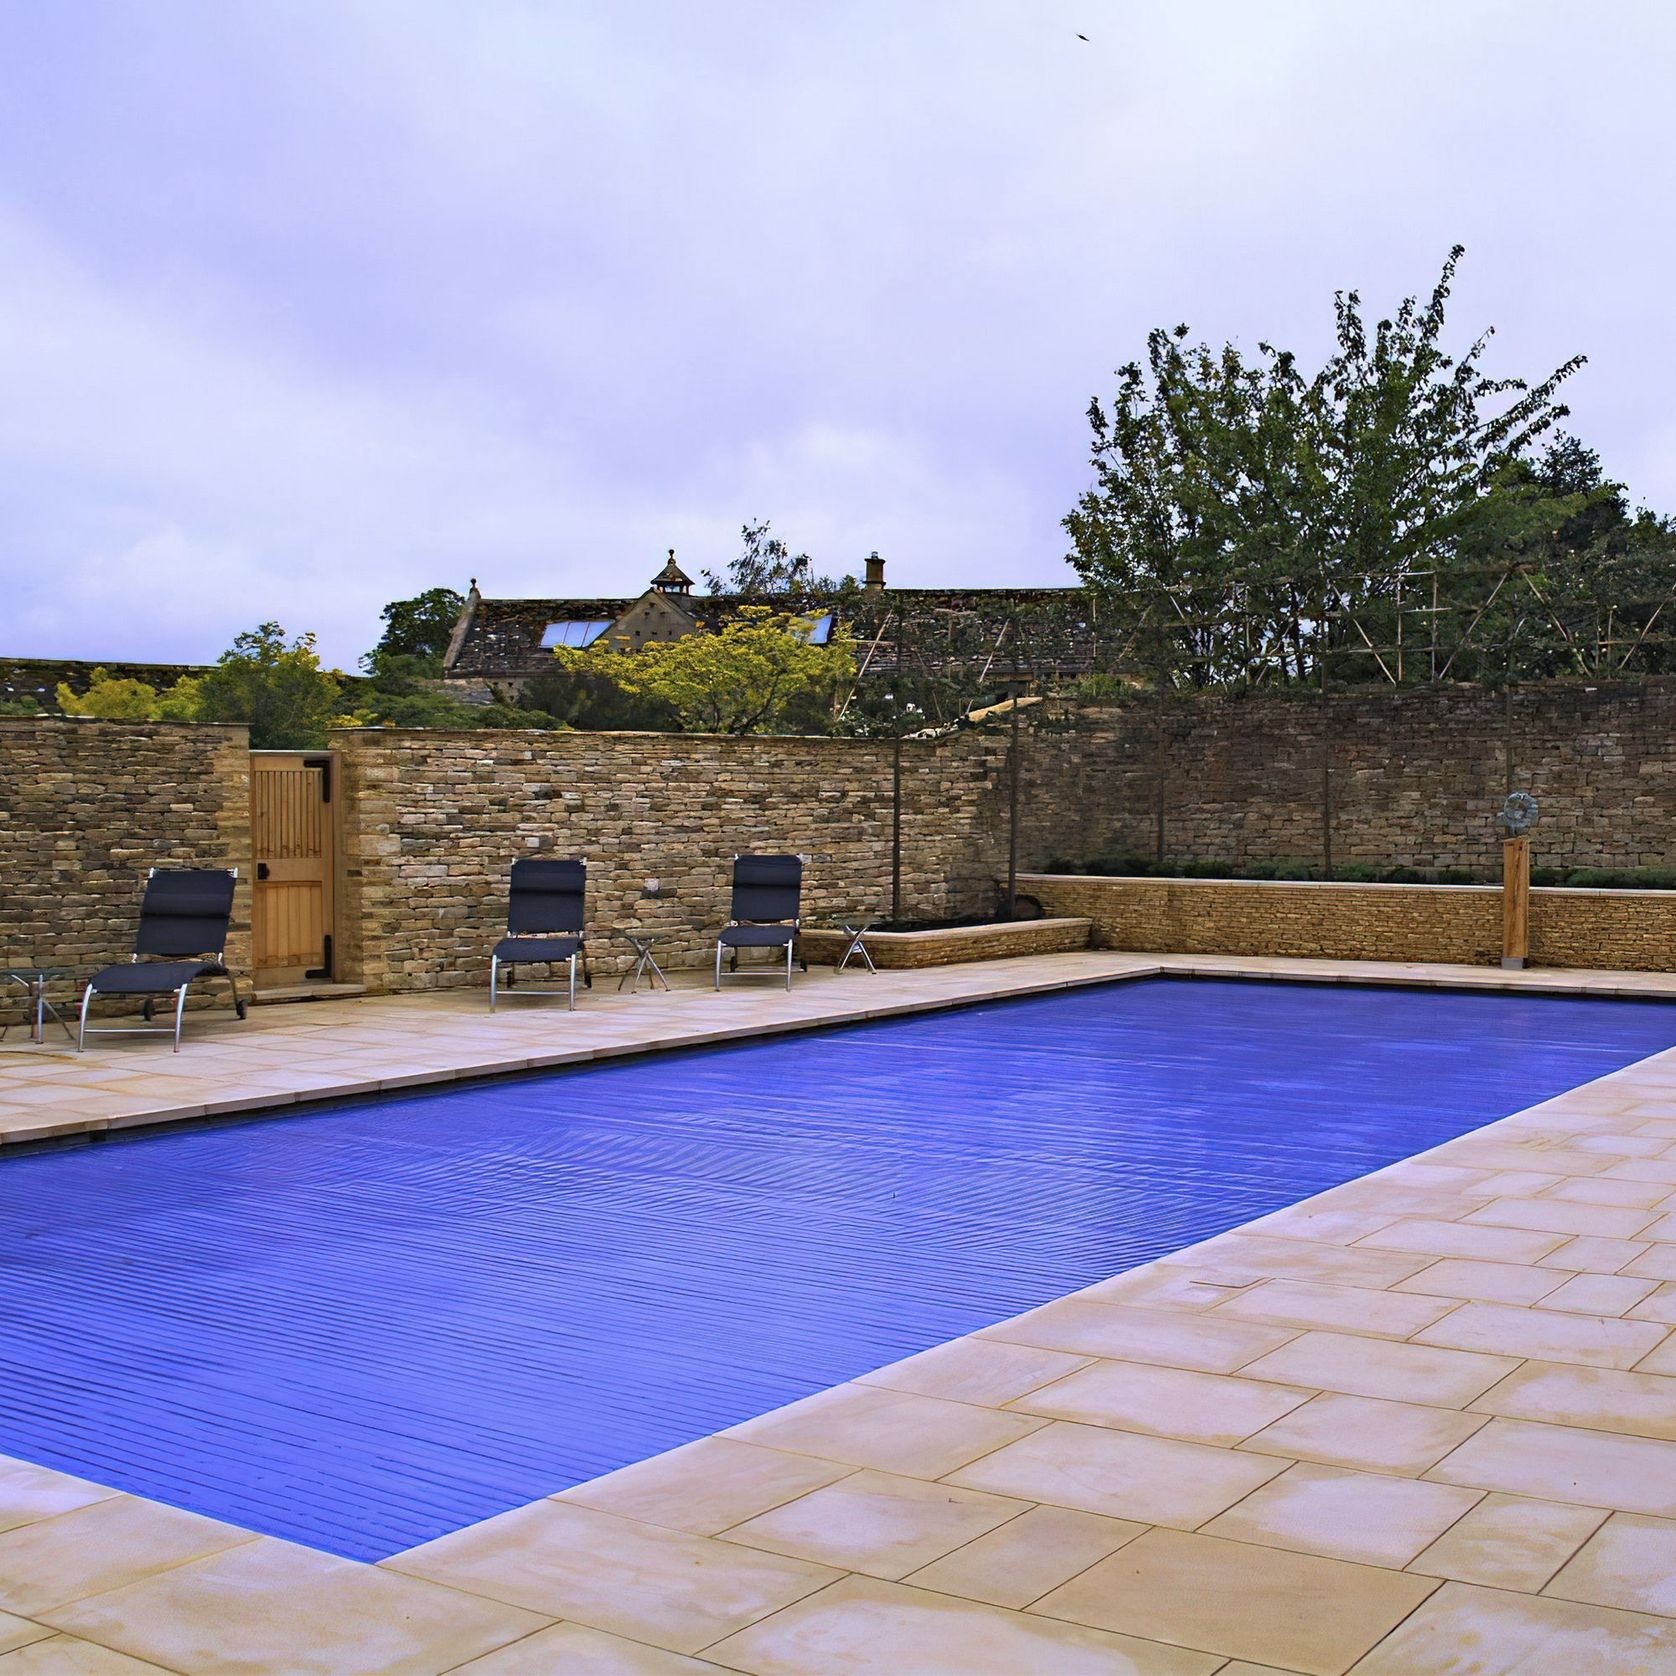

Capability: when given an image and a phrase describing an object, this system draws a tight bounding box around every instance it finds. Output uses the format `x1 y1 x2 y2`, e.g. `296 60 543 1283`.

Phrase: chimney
864 550 886 591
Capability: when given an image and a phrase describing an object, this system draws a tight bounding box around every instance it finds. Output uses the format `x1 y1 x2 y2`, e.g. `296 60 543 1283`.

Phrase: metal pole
1152 617 1169 865
1154 694 1166 865
1320 586 1333 878
1006 688 1020 917
891 735 903 921
1504 673 1515 796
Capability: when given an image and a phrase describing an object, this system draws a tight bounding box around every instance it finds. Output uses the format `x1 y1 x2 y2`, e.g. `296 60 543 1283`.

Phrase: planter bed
800 916 1092 970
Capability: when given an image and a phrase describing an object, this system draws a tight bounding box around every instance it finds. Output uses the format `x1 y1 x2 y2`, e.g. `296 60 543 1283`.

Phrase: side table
2 965 76 1045
618 933 671 993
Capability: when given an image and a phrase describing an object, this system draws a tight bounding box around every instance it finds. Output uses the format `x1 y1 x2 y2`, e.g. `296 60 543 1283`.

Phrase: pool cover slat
1 976 1671 1559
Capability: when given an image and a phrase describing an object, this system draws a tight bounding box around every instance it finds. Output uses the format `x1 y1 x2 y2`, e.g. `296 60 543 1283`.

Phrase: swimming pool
2 976 1671 1560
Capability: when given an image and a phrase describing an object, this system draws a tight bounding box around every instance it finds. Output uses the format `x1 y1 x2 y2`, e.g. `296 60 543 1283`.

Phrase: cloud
0 0 1672 666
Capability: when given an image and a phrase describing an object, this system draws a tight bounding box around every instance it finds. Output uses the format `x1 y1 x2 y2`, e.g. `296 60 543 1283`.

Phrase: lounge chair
78 868 247 1053
715 853 804 991
490 857 591 1011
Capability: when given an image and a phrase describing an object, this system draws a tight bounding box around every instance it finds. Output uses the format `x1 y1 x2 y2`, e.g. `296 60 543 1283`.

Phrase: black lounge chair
490 857 591 1011
78 868 246 1053
715 853 804 991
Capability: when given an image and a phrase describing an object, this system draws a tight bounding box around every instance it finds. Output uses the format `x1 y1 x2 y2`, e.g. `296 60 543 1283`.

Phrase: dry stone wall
1021 873 1676 971
1017 678 1676 878
8 675 1676 1012
332 727 1010 991
800 917 1092 969
0 717 252 1020
1022 874 1504 965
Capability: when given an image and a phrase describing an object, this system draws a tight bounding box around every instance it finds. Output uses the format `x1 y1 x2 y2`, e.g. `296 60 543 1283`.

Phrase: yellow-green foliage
550 607 855 734
153 675 205 720
57 669 210 724
57 669 165 719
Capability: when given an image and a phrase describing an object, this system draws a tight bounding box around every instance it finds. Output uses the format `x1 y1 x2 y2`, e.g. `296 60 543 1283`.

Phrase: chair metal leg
172 984 189 1053
568 955 576 1012
489 955 499 1012
785 940 793 991
714 942 723 990
77 984 93 1052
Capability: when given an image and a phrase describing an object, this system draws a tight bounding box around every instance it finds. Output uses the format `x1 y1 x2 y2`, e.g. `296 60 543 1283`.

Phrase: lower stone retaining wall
800 917 1092 970
1526 890 1676 972
1020 874 1676 972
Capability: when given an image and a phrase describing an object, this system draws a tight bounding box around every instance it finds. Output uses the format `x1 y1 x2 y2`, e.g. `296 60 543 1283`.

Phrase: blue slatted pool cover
2 976 1673 1560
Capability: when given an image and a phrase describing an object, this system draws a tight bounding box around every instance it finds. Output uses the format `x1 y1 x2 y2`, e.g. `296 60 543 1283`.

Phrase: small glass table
2 964 76 1045
618 933 671 993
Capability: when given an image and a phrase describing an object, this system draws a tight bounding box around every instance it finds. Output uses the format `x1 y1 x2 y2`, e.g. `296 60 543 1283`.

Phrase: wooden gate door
250 753 335 985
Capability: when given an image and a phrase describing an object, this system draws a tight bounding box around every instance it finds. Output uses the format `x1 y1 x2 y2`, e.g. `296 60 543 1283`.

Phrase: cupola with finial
652 549 693 595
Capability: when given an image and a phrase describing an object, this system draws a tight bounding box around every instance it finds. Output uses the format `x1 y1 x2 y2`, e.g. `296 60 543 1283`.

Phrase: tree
701 522 857 602
348 654 565 730
194 623 342 748
1454 437 1676 680
154 676 205 720
549 607 855 734
1065 247 1586 686
363 587 465 674
523 663 680 731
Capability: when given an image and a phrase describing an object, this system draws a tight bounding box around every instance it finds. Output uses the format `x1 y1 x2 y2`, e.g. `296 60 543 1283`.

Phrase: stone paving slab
2 952 1676 1670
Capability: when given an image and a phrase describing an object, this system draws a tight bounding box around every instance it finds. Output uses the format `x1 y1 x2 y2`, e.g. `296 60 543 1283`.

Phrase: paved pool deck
3 952 1676 1671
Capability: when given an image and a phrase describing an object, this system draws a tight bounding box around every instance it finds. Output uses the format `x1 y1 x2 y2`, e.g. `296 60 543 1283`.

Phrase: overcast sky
3 1 1673 669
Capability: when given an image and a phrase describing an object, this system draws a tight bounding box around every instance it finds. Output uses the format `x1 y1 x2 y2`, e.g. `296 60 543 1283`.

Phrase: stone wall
0 718 252 1019
1526 890 1676 971
9 675 1676 1014
332 727 1012 991
1018 679 1676 878
1020 873 1676 971
800 917 1092 969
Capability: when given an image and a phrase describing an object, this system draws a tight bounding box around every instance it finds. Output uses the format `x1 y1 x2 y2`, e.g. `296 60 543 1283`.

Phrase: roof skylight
540 619 612 649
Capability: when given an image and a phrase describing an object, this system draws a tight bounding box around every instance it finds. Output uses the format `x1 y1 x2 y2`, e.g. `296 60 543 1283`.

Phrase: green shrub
1561 867 1676 891
1045 858 1676 891
1331 862 1379 882
1241 857 1316 881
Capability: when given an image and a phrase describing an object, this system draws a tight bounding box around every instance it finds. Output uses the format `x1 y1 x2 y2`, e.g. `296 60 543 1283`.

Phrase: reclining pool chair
715 853 805 991
490 857 592 1011
78 868 247 1053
